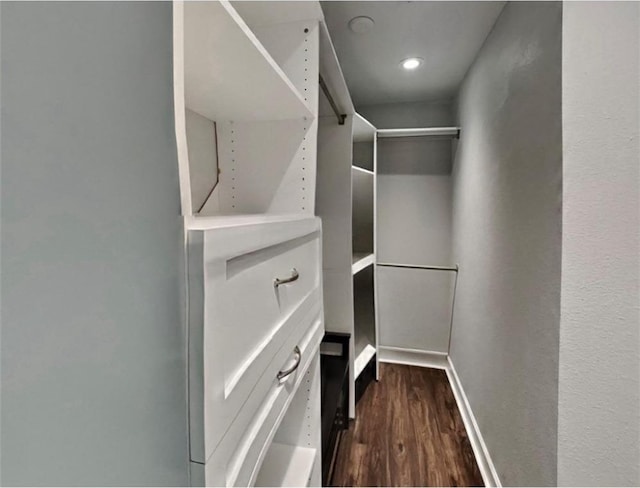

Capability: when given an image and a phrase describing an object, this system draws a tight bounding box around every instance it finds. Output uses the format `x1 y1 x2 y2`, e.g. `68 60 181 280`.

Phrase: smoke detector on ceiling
348 16 375 34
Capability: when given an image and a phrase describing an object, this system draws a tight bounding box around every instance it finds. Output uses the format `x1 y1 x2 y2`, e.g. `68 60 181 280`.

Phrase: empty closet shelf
352 253 375 274
254 443 317 487
181 1 312 121
354 344 376 379
352 165 374 176
186 213 313 230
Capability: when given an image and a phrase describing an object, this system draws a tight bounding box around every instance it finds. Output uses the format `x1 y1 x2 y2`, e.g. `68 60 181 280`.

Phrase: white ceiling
321 1 505 107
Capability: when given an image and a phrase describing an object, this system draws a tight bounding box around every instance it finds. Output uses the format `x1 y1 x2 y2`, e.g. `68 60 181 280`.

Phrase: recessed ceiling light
348 16 374 34
401 57 423 70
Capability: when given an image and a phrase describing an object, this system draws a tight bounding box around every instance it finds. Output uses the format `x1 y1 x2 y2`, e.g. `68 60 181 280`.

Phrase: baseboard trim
378 346 449 370
446 357 502 488
378 347 501 486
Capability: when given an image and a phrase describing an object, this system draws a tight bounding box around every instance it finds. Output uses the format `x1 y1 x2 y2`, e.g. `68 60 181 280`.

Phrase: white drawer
187 217 322 465
204 311 324 487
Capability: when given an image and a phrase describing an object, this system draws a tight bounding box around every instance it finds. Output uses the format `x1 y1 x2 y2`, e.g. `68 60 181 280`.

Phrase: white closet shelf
376 127 460 138
353 113 376 142
183 1 312 122
254 443 316 487
186 213 311 230
354 344 376 379
352 253 375 275
231 1 323 27
352 165 374 176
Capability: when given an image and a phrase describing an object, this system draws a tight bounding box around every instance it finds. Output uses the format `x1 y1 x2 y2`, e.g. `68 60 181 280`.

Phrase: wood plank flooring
331 363 483 487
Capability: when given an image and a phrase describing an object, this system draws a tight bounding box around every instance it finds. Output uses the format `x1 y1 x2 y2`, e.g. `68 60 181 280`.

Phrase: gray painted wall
558 2 640 485
1 2 189 485
450 2 562 486
377 137 453 265
358 100 453 129
373 102 456 354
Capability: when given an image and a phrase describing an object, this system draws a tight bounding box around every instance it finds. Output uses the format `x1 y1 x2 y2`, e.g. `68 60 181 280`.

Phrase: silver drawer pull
273 268 299 288
277 346 301 381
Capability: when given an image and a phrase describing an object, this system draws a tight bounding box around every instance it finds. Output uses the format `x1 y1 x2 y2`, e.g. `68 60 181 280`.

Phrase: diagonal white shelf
254 443 316 487
182 1 312 122
354 344 377 379
352 253 375 275
352 165 374 176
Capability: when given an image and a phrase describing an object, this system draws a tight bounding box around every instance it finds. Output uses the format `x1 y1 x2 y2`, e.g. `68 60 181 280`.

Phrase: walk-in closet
176 0 563 486
4 1 639 487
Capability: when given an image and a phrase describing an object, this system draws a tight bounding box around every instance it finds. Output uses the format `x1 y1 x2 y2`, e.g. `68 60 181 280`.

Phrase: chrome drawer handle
273 268 299 288
277 346 301 381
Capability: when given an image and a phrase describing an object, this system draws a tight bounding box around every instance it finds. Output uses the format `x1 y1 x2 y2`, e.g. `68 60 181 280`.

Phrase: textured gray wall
1 2 188 485
450 2 562 486
558 2 640 485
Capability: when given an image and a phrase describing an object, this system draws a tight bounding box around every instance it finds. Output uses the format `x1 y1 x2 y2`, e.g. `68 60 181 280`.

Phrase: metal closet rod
377 262 459 272
377 127 461 139
319 74 347 125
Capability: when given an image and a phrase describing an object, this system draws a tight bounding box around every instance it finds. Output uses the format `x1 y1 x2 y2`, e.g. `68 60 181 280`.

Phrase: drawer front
205 313 324 487
187 217 322 463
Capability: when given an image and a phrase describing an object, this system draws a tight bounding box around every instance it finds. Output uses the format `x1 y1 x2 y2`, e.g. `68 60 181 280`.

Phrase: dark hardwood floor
330 363 483 487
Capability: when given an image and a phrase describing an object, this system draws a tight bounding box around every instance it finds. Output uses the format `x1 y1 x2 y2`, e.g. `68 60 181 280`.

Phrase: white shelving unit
316 98 378 417
175 3 325 486
174 0 321 218
351 114 378 388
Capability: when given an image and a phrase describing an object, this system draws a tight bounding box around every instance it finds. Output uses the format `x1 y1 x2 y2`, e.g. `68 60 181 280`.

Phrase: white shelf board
352 253 375 275
186 213 311 230
183 1 312 121
377 127 460 138
254 443 316 487
352 165 374 176
354 344 376 379
231 1 323 27
353 113 376 142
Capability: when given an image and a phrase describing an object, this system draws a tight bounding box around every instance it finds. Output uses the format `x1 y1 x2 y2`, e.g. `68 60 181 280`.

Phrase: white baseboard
378 346 449 370
446 357 501 488
379 346 501 487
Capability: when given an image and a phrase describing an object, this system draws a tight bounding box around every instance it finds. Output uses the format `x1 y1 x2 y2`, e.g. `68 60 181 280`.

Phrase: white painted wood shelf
182 1 312 122
354 343 376 380
186 213 311 230
254 443 317 487
352 253 375 275
352 165 375 176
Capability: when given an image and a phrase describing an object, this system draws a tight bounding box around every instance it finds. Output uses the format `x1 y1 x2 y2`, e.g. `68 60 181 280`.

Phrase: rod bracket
319 74 347 126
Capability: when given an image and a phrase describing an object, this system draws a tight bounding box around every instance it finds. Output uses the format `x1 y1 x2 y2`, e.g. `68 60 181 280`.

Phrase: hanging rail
319 74 347 125
377 262 459 272
377 127 460 139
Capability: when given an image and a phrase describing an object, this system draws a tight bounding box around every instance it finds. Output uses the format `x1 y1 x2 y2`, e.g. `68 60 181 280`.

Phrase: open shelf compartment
353 265 376 380
175 1 320 218
254 443 316 487
180 1 311 122
254 354 322 487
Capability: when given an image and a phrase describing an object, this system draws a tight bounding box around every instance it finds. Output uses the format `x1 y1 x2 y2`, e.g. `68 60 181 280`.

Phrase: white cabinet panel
187 217 322 467
205 320 324 487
